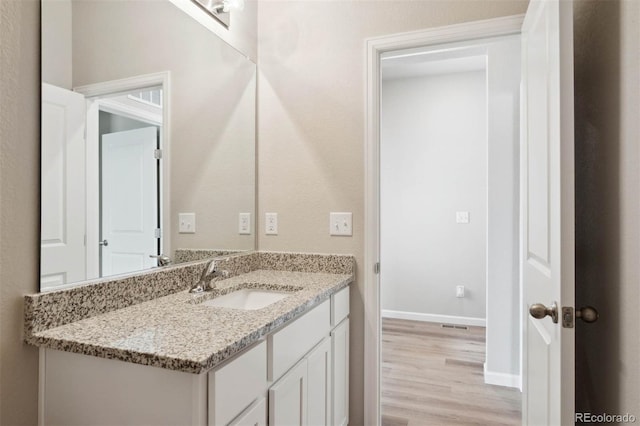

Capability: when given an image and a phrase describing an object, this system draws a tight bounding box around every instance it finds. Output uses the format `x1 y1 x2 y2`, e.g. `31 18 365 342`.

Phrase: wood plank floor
381 318 521 426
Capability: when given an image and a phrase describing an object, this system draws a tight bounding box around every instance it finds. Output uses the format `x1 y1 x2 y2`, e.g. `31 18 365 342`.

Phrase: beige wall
574 0 640 417
0 0 41 424
70 0 257 257
4 0 640 423
256 1 528 423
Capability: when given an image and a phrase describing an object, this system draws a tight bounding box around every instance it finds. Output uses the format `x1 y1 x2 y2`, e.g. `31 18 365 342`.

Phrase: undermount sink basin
201 289 292 310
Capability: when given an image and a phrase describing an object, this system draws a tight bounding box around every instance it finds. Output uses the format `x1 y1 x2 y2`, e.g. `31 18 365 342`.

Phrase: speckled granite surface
24 252 260 337
25 252 354 373
173 248 242 264
27 270 352 373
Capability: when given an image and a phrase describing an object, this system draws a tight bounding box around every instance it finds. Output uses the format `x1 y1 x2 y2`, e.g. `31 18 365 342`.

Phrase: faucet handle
200 260 216 279
150 254 171 267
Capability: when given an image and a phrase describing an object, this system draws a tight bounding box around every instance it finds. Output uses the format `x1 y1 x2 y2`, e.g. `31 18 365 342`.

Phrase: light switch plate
239 213 251 235
456 211 470 224
179 213 196 233
330 212 352 236
265 212 278 235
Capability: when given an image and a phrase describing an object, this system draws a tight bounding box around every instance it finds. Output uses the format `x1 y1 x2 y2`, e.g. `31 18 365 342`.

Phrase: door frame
74 71 171 279
363 16 524 425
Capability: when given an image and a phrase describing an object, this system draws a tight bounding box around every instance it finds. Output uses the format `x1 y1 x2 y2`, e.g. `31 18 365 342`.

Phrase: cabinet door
230 397 267 426
269 359 307 426
307 338 332 425
332 318 349 426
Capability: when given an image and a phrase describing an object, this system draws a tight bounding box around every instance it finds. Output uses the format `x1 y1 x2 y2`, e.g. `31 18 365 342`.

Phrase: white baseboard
483 363 522 389
381 309 486 327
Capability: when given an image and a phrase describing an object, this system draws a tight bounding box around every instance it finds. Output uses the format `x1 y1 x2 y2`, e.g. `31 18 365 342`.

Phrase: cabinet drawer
331 286 350 326
209 340 267 426
268 299 330 381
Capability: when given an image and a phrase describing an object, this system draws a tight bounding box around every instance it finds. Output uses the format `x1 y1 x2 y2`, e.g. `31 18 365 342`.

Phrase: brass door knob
529 302 558 323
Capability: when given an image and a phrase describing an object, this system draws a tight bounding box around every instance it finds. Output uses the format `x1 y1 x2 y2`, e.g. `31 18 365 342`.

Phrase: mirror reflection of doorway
95 88 163 278
100 126 159 277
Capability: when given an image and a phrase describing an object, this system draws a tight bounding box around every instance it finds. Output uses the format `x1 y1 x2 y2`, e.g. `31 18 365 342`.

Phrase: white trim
99 99 162 126
484 362 522 390
364 15 524 426
75 72 171 270
382 310 486 327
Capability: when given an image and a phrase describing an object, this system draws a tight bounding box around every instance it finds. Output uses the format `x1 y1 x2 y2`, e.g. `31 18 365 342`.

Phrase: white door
521 0 575 424
101 127 158 276
41 83 86 288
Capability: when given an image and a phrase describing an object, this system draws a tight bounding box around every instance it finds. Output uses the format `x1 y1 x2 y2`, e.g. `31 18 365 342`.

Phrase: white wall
484 35 521 386
380 70 488 322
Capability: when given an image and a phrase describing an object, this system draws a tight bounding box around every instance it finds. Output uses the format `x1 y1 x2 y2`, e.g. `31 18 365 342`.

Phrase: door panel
41 83 87 288
521 0 575 424
101 127 158 276
307 338 332 426
269 359 307 426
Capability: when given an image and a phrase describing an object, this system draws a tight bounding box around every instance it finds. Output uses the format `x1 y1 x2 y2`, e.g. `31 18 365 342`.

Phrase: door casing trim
363 15 524 425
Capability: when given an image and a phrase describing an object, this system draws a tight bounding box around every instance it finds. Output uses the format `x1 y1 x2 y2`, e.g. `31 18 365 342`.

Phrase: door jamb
363 16 523 426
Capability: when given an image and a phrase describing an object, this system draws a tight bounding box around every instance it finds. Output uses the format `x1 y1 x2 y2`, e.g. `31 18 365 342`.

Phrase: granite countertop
29 269 352 374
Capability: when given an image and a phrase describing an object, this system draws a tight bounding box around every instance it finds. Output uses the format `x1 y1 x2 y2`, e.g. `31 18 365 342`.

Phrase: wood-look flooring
381 318 521 426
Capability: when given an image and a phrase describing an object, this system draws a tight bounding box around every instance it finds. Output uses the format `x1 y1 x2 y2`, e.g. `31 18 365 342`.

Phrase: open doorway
378 34 522 425
74 73 170 282
96 88 162 277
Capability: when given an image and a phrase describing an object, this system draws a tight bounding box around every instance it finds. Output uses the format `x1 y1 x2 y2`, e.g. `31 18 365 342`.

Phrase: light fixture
192 0 245 28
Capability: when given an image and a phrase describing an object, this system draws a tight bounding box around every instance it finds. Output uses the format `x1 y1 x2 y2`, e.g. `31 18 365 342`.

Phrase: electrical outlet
265 212 278 235
239 213 251 235
178 213 196 233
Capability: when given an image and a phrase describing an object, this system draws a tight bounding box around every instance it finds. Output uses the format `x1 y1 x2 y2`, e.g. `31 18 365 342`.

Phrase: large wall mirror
40 0 256 291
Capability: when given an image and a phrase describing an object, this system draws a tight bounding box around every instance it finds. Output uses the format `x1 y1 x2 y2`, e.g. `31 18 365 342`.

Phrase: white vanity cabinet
267 286 350 426
209 340 268 426
269 337 333 426
39 286 350 426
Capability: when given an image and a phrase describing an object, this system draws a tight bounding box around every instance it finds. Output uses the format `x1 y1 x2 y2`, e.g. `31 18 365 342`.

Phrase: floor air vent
441 324 469 330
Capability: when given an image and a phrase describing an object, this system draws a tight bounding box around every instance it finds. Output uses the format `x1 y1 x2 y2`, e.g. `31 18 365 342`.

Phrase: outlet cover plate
456 211 470 224
239 213 251 235
179 213 196 234
265 212 278 235
330 212 353 236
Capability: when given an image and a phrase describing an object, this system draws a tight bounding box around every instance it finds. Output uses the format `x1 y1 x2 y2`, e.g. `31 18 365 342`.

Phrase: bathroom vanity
26 252 353 426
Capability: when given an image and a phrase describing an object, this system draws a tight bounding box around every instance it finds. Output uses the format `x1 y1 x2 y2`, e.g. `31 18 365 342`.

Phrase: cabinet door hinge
154 149 163 160
374 262 380 274
154 228 162 238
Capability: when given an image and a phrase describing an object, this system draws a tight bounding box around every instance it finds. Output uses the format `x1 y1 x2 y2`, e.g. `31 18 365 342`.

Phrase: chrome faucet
150 254 171 267
189 260 229 293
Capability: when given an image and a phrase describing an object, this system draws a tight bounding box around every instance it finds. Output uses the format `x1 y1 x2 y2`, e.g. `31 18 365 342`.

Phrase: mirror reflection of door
100 126 160 277
40 83 87 288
